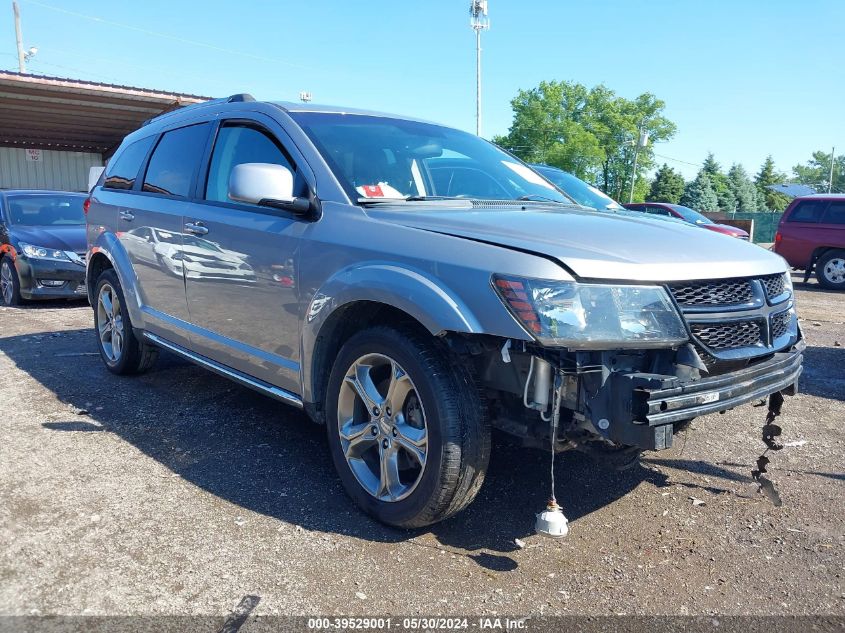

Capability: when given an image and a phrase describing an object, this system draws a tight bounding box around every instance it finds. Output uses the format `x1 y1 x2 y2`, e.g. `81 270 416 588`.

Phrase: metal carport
0 71 208 191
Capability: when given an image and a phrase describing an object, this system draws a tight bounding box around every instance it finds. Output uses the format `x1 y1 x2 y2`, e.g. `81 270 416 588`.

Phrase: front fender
304 262 484 343
86 231 145 328
300 261 530 403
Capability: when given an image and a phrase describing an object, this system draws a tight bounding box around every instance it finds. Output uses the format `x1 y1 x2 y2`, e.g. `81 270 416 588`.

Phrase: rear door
778 198 829 267
118 122 212 347
182 114 312 393
819 200 845 248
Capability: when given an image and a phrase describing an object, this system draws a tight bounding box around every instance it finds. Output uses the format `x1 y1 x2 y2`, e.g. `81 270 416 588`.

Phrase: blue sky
2 0 842 179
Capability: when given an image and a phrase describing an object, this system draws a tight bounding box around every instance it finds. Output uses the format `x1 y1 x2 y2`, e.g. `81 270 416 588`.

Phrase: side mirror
228 163 311 215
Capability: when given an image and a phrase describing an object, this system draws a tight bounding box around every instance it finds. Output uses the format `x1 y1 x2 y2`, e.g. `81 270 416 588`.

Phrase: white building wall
0 147 103 192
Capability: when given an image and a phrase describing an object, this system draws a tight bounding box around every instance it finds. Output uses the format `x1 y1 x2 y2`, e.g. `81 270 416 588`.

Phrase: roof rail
140 93 255 127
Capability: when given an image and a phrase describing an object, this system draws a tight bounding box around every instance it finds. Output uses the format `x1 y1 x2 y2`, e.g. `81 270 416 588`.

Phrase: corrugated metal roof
0 71 211 155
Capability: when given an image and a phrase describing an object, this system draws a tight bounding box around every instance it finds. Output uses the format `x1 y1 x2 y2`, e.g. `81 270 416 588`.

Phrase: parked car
0 190 88 306
122 226 256 282
530 164 625 211
85 95 803 528
774 194 845 290
624 202 750 239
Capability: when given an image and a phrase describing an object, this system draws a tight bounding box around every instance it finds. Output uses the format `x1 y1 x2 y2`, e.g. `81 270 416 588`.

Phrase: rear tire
0 256 23 307
93 268 158 375
816 250 845 290
325 325 490 528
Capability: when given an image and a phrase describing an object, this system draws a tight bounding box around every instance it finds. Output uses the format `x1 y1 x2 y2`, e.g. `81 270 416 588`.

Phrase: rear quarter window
787 200 826 223
103 136 155 190
821 201 845 225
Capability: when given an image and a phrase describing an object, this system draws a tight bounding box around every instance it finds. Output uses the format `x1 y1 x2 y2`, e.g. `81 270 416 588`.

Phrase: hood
10 225 86 253
707 223 749 237
366 204 784 282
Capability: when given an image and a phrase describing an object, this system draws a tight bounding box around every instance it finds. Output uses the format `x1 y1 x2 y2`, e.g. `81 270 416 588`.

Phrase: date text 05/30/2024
307 617 528 630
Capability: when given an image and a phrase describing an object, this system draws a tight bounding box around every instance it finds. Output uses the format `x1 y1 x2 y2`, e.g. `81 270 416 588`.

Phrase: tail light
775 231 782 246
83 197 91 215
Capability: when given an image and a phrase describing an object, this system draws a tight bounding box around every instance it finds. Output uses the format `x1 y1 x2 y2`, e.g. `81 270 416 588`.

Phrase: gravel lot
1 274 843 620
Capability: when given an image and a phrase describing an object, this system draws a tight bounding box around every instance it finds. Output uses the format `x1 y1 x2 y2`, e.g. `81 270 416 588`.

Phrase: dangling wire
548 371 562 504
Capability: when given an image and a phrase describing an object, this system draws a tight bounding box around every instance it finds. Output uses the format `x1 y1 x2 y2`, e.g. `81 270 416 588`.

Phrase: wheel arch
302 264 488 418
303 299 445 423
86 234 144 326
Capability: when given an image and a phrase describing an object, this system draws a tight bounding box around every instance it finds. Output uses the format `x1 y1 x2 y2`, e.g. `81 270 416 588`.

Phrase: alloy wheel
823 257 845 285
336 353 428 502
97 283 125 362
0 260 12 305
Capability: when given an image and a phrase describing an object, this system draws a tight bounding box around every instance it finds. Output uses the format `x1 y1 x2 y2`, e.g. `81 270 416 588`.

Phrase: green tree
793 150 845 194
701 153 736 212
755 156 790 211
681 171 719 211
494 80 677 201
491 81 603 179
648 163 685 203
726 163 759 211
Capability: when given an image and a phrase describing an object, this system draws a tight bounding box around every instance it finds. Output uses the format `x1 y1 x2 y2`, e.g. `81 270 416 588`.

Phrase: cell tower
470 1 490 137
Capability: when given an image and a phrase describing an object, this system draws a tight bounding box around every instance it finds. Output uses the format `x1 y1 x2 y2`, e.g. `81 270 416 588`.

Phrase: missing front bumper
605 343 804 450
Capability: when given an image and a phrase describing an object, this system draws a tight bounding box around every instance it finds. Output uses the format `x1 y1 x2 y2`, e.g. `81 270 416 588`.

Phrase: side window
103 136 155 190
129 227 152 241
142 124 210 197
787 200 826 223
822 201 845 225
205 124 299 204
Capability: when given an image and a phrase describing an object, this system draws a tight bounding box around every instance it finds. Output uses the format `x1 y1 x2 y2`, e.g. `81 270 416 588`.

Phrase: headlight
493 275 688 349
19 242 70 261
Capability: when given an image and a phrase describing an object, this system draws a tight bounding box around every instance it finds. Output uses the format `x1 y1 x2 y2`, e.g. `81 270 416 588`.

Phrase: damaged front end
472 271 803 458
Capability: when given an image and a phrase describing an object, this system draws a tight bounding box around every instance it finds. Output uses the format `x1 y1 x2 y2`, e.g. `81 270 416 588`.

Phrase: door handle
119 211 135 222
184 222 209 236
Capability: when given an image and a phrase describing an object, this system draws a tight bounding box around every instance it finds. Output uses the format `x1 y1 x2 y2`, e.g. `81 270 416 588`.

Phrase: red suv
774 194 845 290
623 202 749 239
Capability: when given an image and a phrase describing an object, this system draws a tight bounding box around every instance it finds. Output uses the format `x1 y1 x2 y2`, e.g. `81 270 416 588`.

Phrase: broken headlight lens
493 275 688 349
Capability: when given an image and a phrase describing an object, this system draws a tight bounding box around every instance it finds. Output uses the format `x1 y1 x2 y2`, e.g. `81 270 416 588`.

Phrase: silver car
86 95 803 528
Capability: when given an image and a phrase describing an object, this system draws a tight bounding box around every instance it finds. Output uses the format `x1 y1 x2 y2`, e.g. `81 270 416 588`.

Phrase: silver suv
85 95 803 528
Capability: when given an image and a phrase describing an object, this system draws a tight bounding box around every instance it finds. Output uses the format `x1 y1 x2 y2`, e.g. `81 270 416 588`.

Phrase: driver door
183 114 312 394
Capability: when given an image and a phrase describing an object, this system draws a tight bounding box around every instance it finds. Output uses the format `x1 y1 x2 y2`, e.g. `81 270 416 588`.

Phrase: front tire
816 250 845 290
0 256 22 306
93 268 158 375
325 326 490 528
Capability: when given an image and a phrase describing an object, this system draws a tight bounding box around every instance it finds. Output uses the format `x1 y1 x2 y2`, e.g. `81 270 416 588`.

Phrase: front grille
690 320 763 351
761 273 786 299
771 309 791 339
668 278 753 307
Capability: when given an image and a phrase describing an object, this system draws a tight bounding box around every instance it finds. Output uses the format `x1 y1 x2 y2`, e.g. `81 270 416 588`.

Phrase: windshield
533 166 623 211
5 194 85 226
289 112 570 204
669 204 713 224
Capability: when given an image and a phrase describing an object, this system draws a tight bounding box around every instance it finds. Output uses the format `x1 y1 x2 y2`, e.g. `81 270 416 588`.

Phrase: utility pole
13 1 26 73
828 146 836 194
470 1 489 137
628 125 649 203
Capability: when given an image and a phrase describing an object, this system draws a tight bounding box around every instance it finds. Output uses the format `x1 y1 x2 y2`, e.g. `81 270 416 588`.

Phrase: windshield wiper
357 195 466 206
516 194 568 204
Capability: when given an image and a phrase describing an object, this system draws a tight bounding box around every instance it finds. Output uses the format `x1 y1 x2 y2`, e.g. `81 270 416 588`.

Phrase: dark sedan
0 190 88 306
